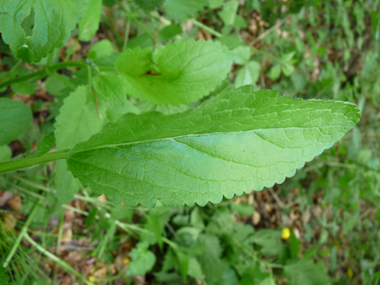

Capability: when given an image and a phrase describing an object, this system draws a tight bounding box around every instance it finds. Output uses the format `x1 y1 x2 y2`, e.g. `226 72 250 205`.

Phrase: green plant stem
0 61 85 90
122 22 131 52
0 61 114 90
3 199 41 268
47 52 55 66
23 233 95 285
190 19 222 38
53 213 65 282
0 150 69 175
8 175 115 208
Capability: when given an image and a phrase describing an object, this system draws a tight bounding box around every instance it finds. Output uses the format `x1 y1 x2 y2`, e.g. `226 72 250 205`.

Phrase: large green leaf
115 40 233 105
0 98 33 145
0 0 88 62
66 86 360 207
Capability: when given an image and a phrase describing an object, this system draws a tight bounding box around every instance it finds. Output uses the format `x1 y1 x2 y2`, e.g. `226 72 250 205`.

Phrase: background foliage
0 0 379 284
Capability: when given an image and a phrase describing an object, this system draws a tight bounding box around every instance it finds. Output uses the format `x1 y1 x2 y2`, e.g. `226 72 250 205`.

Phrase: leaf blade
67 87 360 207
0 0 88 62
0 98 33 145
116 40 233 105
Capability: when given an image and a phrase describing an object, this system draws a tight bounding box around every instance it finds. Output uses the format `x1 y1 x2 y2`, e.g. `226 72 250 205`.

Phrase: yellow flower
282 228 291 240
348 268 353 279
124 256 131 265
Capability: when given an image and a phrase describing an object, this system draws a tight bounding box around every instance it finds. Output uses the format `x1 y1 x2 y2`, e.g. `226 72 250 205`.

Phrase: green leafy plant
0 1 361 207
1 0 377 284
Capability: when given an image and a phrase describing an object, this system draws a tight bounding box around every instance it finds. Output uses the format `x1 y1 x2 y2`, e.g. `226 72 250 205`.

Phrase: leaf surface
0 98 32 145
78 0 102 41
66 87 360 207
54 85 139 202
165 0 206 20
235 61 260 88
116 40 233 105
93 72 128 104
284 259 330 285
134 0 164 10
36 132 55 157
127 242 156 276
0 0 88 62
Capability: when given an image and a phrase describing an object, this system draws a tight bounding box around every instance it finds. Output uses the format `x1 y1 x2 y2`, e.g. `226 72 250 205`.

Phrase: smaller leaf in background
10 68 35 95
258 277 276 285
190 207 205 230
161 249 176 272
216 34 245 50
147 214 163 249
127 33 154 49
175 227 200 248
233 14 248 29
110 205 133 222
0 0 89 62
281 52 296 62
78 0 102 41
188 257 203 281
165 0 206 20
231 45 251 65
198 234 223 284
330 246 337 271
135 0 164 11
127 242 156 277
342 211 359 233
157 24 183 42
252 229 282 256
219 1 239 26
54 85 108 203
269 64 281 80
116 40 233 105
87 40 114 60
231 203 255 216
45 75 71 97
0 145 12 163
208 0 224 9
289 229 300 258
0 98 33 145
235 61 260 88
93 72 128 104
282 63 294 77
173 248 189 282
36 132 55 157
284 259 330 285
103 0 115 8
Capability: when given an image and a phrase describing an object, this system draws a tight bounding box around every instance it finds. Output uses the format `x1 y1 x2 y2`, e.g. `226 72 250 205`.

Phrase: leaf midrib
69 126 345 156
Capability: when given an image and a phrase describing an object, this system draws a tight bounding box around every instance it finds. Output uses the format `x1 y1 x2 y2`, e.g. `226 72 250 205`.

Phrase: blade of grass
23 233 95 285
2 199 41 268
